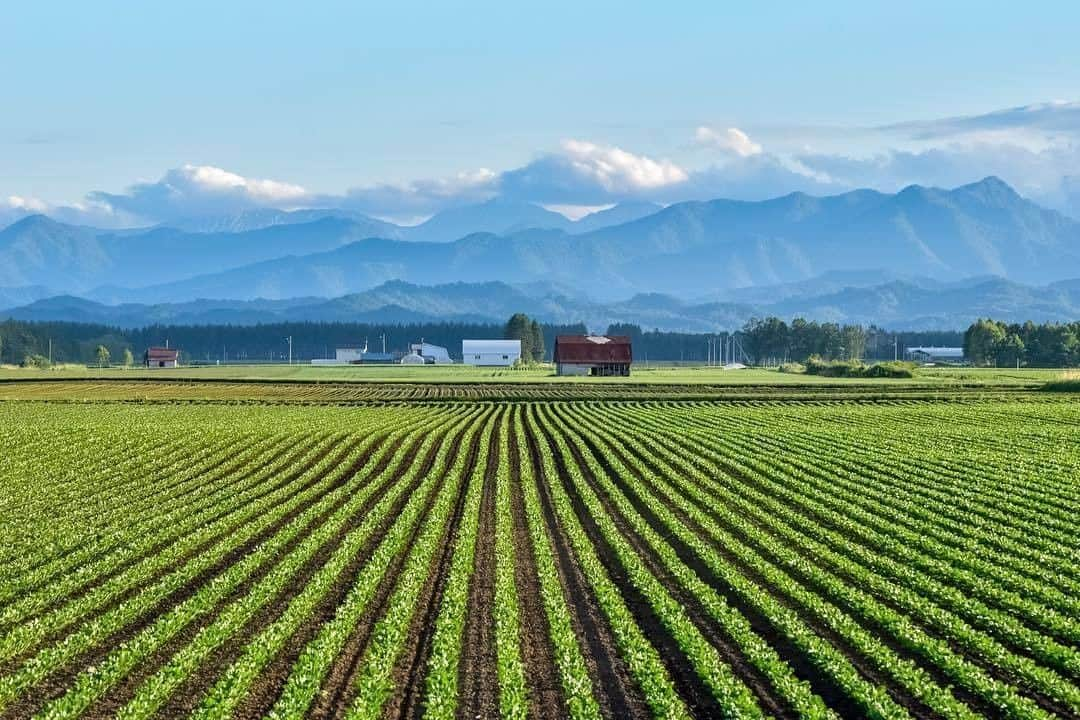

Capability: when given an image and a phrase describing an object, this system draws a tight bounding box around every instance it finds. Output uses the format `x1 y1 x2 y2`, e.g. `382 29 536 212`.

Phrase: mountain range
5 276 1080 332
1 177 1078 329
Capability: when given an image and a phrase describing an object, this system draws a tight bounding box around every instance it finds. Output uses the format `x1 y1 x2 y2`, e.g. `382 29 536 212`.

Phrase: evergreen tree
504 313 534 363
528 319 545 362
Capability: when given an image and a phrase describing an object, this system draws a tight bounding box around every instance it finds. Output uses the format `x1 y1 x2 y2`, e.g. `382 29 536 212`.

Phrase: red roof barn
554 335 632 376
144 347 179 368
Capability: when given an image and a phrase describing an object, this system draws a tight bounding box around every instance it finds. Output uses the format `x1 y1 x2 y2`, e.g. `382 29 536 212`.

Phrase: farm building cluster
310 338 528 367
304 333 635 375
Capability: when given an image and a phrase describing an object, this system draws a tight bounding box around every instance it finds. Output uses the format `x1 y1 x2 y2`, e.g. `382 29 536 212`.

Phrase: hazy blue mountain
572 201 663 233
0 216 112 290
1 216 391 295
5 178 1080 305
103 177 1080 303
402 199 573 242
7 275 1080 331
765 276 1080 328
713 269 908 304
1 294 326 328
162 208 403 237
0 284 55 309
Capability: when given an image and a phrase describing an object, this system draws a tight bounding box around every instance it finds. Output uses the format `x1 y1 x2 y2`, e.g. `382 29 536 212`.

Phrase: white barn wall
462 339 521 366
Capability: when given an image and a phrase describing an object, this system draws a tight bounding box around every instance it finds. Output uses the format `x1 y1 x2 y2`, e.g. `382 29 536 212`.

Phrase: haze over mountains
3 177 1080 330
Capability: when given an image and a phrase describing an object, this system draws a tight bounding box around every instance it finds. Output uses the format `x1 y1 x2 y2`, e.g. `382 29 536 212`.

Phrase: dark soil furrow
506 421 564 720
309 419 475 720
533 410 723 719
522 412 650 720
455 422 500 720
558 416 796 720
390 410 493 720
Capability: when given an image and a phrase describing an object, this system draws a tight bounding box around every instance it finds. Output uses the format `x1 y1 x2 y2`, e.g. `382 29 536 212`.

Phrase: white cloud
9 99 1080 232
333 168 498 219
558 140 688 190
4 195 49 212
694 126 763 157
85 164 311 224
499 140 688 204
178 164 307 202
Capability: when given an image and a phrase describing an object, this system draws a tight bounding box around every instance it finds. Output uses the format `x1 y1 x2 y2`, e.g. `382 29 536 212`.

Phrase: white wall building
462 339 521 366
405 342 452 364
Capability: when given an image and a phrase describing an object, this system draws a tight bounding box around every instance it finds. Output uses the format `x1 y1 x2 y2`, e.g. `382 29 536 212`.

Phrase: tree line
731 317 967 365
963 319 1079 367
4 316 1075 368
0 319 589 366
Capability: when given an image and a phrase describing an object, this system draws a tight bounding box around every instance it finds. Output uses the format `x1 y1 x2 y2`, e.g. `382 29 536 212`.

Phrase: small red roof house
144 347 179 368
553 335 632 376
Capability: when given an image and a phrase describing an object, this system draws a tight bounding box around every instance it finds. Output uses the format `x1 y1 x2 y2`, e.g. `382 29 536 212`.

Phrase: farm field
0 388 1078 719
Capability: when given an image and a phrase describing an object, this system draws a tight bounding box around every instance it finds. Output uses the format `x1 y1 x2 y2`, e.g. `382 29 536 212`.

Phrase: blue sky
5 1 1080 224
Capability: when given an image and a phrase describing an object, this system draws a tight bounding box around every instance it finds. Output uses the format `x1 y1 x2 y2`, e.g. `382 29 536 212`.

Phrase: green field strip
588 405 1080 714
596 407 1066 719
672 409 1080 623
549 404 843 720
491 409 529 720
0 433 338 644
420 409 499 720
339 408 494 720
32 417 421 720
245 408 484 720
527 404 693 720
510 406 602 720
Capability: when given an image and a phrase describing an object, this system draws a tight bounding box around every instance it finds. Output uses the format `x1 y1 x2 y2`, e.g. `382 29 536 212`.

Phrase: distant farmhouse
144 347 179 368
462 339 521 367
403 342 452 364
311 345 395 365
906 346 965 364
554 335 632 376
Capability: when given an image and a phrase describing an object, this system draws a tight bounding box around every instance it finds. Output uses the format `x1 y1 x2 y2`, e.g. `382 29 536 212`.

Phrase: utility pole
285 336 293 365
894 336 898 362
48 338 52 366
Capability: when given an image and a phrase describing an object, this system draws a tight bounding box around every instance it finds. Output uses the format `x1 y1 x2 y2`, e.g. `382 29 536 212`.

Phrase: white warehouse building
462 339 522 366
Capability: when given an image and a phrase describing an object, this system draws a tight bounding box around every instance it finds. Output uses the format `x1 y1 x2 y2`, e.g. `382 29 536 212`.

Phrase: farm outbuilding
907 346 965 364
462 339 521 366
407 342 452 364
144 347 179 368
554 335 632 376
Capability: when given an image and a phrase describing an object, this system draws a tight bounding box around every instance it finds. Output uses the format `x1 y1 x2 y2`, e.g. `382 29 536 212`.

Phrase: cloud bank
6 101 1080 228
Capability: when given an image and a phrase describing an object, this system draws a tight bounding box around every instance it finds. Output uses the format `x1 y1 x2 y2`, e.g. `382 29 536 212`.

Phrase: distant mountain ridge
3 178 1079 308
6 275 1080 331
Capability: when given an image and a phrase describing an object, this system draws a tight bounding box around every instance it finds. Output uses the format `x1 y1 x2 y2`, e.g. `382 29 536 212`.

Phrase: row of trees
0 319 592 366
739 317 872 364
963 319 1080 367
3 316 1077 367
